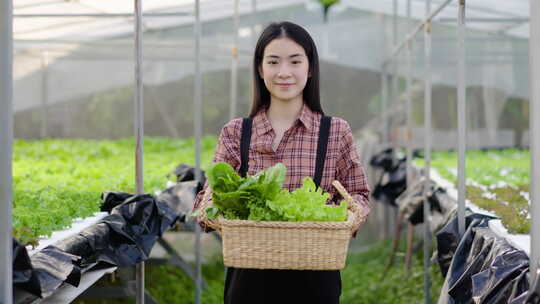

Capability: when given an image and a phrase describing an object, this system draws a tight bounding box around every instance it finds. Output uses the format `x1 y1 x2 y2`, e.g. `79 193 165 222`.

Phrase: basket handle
197 188 222 232
332 181 368 232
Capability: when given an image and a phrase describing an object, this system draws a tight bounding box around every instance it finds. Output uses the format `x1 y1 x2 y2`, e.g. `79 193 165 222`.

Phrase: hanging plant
318 0 340 22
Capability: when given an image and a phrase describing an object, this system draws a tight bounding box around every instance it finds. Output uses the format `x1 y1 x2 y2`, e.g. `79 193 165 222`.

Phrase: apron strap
314 115 331 188
239 115 332 188
239 117 253 178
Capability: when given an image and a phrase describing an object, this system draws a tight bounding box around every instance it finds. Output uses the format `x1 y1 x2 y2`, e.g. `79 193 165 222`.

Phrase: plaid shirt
193 104 371 215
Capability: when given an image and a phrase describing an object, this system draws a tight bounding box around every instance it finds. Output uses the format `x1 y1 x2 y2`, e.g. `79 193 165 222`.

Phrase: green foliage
75 241 444 304
414 149 531 234
267 177 349 222
414 149 530 187
207 162 348 222
13 136 217 245
341 241 444 304
144 256 225 304
319 0 340 8
467 185 530 234
206 162 286 220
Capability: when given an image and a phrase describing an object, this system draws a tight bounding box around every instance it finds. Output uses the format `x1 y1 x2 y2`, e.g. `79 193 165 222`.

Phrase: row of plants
415 149 530 234
13 137 217 246
74 240 445 304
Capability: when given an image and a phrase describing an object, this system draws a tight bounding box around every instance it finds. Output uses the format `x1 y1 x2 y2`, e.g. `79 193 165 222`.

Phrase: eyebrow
265 54 305 59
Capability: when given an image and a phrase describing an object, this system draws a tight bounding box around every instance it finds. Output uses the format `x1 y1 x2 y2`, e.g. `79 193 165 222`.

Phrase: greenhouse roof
11 0 532 113
14 0 530 41
343 0 529 38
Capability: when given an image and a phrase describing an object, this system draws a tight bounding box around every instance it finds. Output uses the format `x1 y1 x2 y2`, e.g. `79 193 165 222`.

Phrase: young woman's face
259 37 310 104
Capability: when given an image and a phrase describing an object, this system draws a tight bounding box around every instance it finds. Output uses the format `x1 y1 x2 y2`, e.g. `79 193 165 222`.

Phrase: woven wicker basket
199 181 366 270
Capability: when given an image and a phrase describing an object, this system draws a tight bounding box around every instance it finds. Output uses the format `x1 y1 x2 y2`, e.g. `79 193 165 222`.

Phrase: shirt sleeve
335 120 371 216
192 119 242 211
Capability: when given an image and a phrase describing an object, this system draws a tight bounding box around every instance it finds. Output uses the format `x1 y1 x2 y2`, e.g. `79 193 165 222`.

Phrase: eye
267 60 278 65
292 60 302 65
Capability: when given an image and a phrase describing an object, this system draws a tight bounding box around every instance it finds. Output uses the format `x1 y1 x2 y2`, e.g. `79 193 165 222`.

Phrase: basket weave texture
199 181 364 270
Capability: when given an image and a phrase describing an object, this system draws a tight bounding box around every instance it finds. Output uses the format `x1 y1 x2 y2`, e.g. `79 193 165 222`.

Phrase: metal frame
252 0 258 48
14 12 191 18
383 0 453 68
40 51 49 138
456 0 467 237
405 0 413 201
193 1 203 304
422 1 432 302
530 0 540 285
379 0 535 299
229 0 240 121
436 17 529 23
404 0 415 275
1 0 538 301
134 0 145 303
1 0 13 303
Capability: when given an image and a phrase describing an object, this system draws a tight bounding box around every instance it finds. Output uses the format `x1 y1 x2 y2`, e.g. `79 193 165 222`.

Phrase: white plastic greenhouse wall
1 0 539 303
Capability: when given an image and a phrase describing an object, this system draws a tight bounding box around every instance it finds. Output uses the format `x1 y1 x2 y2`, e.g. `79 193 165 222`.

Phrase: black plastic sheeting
437 212 496 277
370 148 407 207
13 191 181 299
170 163 206 192
12 164 205 300
437 212 532 303
13 240 83 299
12 239 41 297
93 193 180 266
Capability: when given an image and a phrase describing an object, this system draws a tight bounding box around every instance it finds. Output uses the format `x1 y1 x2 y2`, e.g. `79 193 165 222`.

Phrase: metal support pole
252 0 257 48
40 51 49 138
423 0 432 303
134 0 145 303
391 0 399 144
381 78 389 147
457 0 467 237
529 0 540 286
383 0 453 68
406 0 413 188
379 11 388 147
0 1 13 303
393 0 398 48
380 68 390 240
404 0 415 276
382 72 389 145
229 0 240 120
193 1 203 303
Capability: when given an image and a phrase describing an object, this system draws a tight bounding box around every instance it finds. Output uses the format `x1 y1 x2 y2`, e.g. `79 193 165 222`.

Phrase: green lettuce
206 162 348 222
266 177 349 222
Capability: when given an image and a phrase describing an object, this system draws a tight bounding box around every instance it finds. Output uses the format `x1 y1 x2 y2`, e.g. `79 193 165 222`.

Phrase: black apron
224 115 341 304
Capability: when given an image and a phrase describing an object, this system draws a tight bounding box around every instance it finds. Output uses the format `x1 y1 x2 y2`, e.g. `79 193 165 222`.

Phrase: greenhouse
1 0 539 303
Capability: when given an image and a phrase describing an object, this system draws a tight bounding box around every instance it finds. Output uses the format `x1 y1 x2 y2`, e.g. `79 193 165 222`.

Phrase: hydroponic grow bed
13 137 217 246
415 149 530 234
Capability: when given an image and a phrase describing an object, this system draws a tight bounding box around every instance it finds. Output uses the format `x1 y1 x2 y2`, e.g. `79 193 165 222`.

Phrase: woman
193 21 371 304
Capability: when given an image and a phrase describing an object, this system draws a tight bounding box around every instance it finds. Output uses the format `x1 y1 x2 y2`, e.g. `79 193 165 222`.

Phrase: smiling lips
276 83 294 87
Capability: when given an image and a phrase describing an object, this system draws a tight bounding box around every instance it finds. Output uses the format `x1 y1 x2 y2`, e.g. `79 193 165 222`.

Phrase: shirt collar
297 103 316 131
253 103 317 136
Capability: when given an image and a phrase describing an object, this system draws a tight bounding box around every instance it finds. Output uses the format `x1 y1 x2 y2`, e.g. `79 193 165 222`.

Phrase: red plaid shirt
193 104 371 214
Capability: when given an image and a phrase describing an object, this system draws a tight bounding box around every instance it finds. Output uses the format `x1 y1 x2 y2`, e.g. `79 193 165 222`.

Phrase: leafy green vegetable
13 136 216 245
266 177 348 222
206 162 286 220
206 162 348 222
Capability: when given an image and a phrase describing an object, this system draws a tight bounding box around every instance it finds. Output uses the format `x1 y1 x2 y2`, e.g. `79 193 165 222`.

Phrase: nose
277 65 292 78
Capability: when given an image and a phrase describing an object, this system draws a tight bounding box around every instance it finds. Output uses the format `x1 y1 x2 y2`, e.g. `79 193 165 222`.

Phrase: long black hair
249 21 323 117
